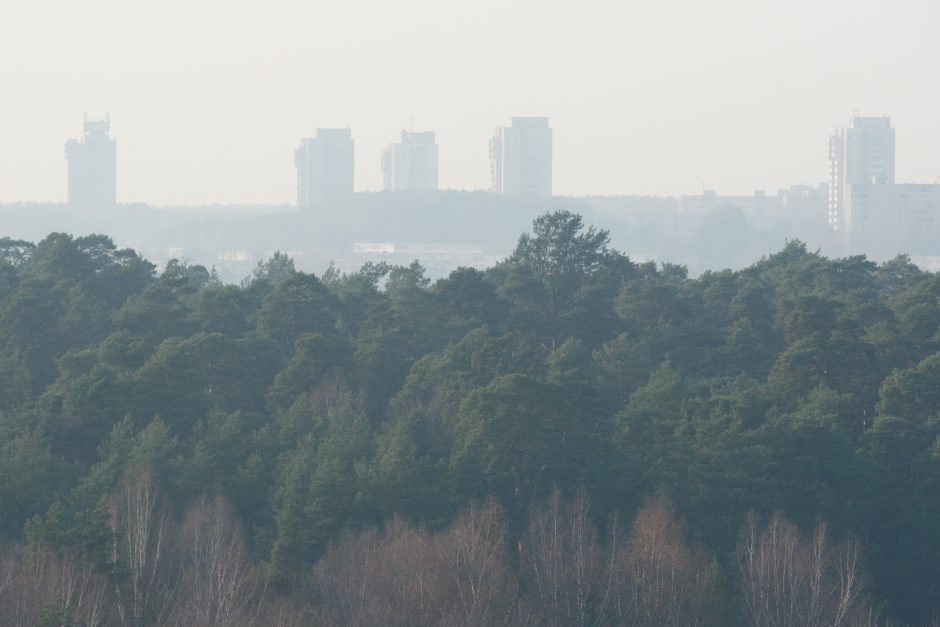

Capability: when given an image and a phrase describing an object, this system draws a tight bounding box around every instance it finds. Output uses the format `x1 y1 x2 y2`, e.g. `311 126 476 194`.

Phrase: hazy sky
1 0 939 205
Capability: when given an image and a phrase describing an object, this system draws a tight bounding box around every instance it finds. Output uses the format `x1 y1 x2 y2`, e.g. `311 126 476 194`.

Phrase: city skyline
1 0 938 205
48 112 940 210
9 109 940 206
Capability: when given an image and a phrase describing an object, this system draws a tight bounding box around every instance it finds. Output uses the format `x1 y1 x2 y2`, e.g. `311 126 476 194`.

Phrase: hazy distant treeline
0 189 837 283
2 213 940 623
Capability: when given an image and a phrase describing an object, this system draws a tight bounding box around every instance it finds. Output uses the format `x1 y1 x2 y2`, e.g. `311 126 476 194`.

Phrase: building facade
828 116 895 232
65 115 117 210
844 183 940 256
295 128 354 207
381 131 439 191
679 189 776 220
489 116 552 197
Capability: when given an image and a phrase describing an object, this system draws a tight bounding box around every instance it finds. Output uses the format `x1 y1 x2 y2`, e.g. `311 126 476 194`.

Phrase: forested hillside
2 212 940 625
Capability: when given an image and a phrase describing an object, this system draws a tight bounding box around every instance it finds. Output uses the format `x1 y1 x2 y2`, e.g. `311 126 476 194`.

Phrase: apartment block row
677 115 940 257
294 116 553 207
62 114 940 258
62 116 553 210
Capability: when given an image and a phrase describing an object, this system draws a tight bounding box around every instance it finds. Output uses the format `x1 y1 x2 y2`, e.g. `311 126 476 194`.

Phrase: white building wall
65 116 117 210
381 131 438 191
844 183 940 256
828 116 895 231
295 128 354 207
490 117 552 197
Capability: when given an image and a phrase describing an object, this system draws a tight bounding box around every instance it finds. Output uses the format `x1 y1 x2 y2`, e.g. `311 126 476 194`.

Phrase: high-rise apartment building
843 183 940 256
65 115 117 210
828 116 895 230
489 116 552 197
381 131 439 191
295 128 354 207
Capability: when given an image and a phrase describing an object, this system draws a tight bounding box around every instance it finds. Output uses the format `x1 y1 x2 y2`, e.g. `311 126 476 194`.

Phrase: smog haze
2 0 939 205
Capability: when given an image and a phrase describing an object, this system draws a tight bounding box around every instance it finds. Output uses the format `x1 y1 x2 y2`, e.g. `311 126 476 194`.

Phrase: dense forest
2 212 940 625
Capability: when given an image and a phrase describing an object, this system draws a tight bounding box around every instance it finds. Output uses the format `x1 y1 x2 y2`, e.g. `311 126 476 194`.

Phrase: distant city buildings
350 241 495 277
53 111 940 267
381 131 439 191
823 115 940 256
489 117 552 197
828 116 895 231
844 183 940 255
679 185 829 231
292 117 554 201
65 115 117 210
295 129 354 207
680 189 776 220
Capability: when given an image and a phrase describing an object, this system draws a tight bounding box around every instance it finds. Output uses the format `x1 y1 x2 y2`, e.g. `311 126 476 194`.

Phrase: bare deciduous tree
45 549 111 626
736 511 872 627
0 545 111 626
521 488 611 627
312 502 525 627
0 545 48 626
608 496 712 627
254 595 310 627
172 493 264 627
313 518 443 626
312 526 382 625
111 467 176 627
444 498 521 626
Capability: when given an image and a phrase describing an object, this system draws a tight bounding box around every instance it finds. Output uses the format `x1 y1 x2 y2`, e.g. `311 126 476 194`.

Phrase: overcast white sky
1 0 938 205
